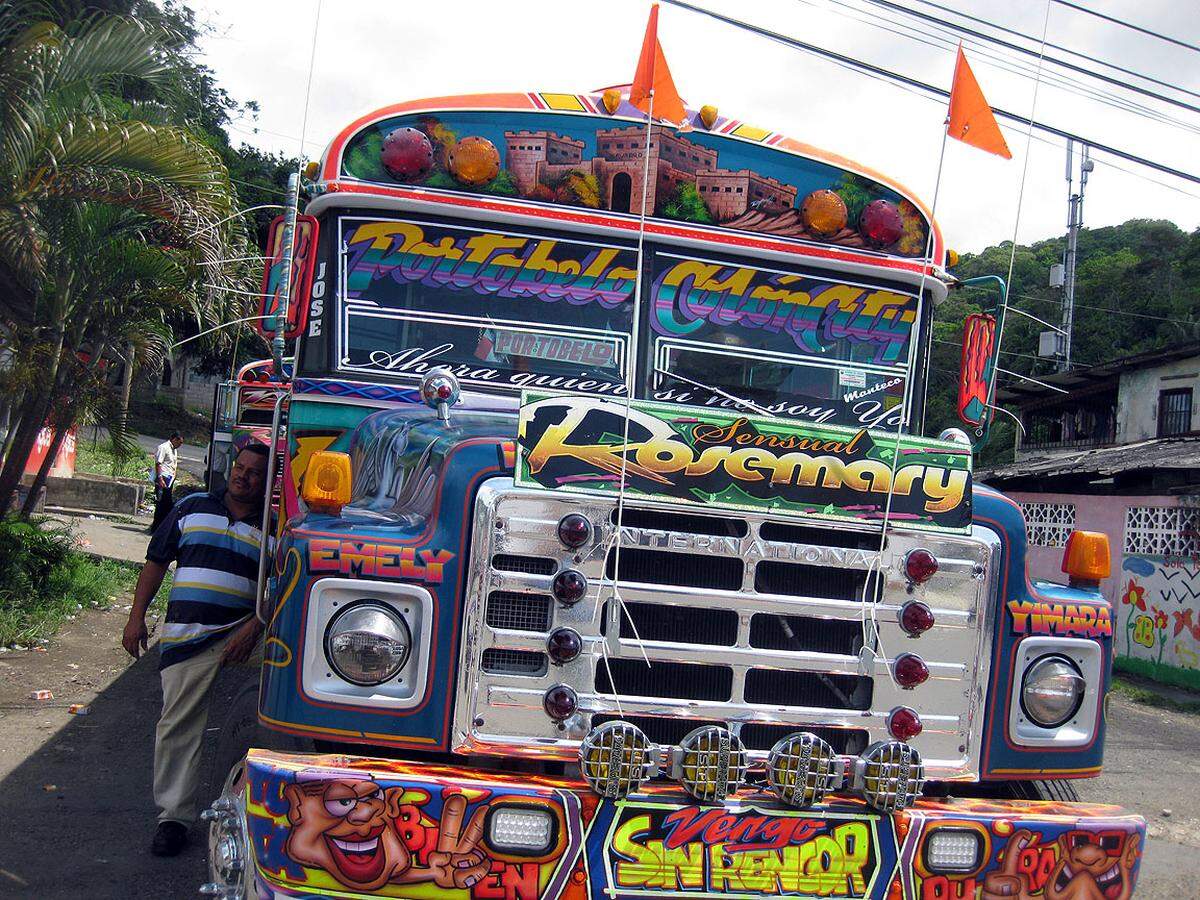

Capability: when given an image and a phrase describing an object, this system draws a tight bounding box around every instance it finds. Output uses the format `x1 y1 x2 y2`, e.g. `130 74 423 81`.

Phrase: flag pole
861 116 950 683
604 86 657 666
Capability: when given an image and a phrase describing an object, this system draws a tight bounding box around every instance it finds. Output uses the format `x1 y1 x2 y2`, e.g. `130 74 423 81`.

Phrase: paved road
0 608 1195 897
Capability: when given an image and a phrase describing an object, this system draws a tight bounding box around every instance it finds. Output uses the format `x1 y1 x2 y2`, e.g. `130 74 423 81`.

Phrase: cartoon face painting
284 773 493 892
1044 830 1140 900
284 776 413 890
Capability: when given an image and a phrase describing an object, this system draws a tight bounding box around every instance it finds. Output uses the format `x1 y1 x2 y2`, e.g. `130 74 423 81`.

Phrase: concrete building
983 342 1200 689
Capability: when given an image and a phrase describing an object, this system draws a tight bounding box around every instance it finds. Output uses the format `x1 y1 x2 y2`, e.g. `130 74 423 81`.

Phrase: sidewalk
47 510 152 566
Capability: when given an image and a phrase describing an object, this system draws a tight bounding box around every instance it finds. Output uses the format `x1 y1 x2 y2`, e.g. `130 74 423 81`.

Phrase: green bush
0 518 138 646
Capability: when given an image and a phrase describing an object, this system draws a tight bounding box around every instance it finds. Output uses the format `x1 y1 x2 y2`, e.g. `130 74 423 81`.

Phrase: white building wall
1117 356 1200 442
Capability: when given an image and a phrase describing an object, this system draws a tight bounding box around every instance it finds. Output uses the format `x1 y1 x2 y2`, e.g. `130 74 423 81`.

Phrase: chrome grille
455 479 998 779
492 554 557 576
481 647 547 676
485 591 551 632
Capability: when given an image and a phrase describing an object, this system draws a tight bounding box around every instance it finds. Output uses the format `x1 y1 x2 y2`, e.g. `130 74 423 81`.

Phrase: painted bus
201 90 1146 900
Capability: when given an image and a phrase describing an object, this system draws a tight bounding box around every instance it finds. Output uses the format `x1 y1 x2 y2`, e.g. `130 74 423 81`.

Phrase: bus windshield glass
338 217 636 397
331 216 921 429
646 250 919 429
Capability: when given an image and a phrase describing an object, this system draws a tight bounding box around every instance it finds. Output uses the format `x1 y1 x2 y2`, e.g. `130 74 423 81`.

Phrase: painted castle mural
339 108 930 258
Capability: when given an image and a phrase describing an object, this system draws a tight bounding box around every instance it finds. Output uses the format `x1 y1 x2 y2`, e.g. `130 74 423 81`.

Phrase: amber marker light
448 136 500 186
800 189 849 237
1061 531 1110 589
302 451 352 514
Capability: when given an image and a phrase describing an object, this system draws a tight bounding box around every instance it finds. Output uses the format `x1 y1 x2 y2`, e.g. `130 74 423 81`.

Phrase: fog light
926 827 984 873
894 653 929 688
766 732 843 807
888 706 923 741
486 806 555 854
558 514 592 548
1021 654 1085 728
543 684 578 720
324 602 411 686
904 548 939 584
547 627 583 664
673 725 746 803
579 721 656 798
899 601 935 636
552 570 587 605
857 741 925 812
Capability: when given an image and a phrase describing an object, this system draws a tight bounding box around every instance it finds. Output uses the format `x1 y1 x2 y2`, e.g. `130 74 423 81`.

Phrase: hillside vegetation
926 219 1200 464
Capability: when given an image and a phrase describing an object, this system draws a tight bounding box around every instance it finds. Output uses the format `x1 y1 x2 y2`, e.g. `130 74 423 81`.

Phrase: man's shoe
150 821 188 857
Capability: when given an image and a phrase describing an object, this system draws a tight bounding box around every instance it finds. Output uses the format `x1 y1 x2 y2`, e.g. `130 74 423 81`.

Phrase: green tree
0 8 249 513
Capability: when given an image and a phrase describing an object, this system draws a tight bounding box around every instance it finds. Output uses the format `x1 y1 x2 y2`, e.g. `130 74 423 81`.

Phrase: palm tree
0 8 253 512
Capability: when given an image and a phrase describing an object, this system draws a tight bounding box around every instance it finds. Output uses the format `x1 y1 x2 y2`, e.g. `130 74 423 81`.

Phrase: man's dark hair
239 443 270 462
170 431 182 440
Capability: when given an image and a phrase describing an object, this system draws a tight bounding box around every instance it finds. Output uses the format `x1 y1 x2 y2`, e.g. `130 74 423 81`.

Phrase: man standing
122 443 272 856
150 432 184 531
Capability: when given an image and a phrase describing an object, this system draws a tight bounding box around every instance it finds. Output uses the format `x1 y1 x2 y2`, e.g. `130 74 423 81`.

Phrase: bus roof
313 90 947 280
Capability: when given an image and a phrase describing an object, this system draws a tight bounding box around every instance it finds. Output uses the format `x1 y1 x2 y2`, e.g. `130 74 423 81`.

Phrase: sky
190 0 1200 256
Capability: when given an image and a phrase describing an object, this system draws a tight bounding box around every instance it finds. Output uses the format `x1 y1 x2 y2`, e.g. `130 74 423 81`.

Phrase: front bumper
237 749 1145 899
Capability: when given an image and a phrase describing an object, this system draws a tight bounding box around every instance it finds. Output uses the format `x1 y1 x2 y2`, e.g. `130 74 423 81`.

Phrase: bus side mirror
957 312 998 442
256 214 320 341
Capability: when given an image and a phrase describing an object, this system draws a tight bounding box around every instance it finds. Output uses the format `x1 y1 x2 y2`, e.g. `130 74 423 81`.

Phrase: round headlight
1021 654 1085 728
324 602 411 686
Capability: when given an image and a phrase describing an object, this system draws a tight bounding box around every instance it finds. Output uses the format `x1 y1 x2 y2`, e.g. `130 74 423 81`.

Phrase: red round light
899 601 935 636
543 684 578 720
904 549 939 584
553 570 588 605
558 514 592 548
859 200 904 248
435 383 452 400
893 653 929 688
547 628 583 664
888 706 923 741
380 127 434 181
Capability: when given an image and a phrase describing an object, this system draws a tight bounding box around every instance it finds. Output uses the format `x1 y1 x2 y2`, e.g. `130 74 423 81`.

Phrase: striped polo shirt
147 490 272 669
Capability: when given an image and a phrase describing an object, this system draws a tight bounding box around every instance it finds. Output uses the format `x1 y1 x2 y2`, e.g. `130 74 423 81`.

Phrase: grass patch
1111 676 1200 716
75 438 152 481
0 518 139 646
1113 654 1200 692
130 397 210 444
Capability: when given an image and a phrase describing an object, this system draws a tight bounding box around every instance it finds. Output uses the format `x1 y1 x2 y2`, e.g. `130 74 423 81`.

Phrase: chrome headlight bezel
1008 636 1102 748
323 600 412 686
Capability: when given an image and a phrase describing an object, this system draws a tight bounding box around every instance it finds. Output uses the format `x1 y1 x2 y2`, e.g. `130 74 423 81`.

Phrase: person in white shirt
150 433 184 531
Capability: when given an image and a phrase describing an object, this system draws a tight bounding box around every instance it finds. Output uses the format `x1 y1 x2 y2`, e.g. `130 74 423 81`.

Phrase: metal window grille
1157 388 1193 437
1124 506 1200 556
1020 502 1077 548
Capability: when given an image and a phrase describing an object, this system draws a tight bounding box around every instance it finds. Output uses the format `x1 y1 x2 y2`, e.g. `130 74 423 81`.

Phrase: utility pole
1058 140 1093 372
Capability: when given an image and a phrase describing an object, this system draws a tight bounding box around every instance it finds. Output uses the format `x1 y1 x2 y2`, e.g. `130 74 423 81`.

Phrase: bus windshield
326 215 921 429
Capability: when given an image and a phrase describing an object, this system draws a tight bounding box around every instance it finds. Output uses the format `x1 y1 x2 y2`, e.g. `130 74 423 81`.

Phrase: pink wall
1002 491 1175 604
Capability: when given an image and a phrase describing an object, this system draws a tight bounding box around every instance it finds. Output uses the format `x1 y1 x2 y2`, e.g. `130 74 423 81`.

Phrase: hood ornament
419 368 460 424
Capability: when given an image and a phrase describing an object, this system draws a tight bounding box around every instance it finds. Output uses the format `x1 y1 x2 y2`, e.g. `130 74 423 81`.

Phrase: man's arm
122 561 168 659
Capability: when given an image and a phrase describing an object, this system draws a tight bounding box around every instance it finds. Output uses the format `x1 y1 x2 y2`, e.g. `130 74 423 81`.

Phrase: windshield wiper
653 366 777 418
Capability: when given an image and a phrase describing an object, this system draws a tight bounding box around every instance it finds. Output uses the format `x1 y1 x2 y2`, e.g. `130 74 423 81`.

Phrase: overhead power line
859 0 1200 117
960 284 1200 326
660 0 1200 187
810 0 1200 139
909 0 1200 102
1051 0 1200 55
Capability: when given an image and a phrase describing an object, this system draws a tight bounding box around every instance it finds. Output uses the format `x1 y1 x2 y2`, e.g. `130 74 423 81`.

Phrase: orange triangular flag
947 46 1012 159
629 4 687 126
